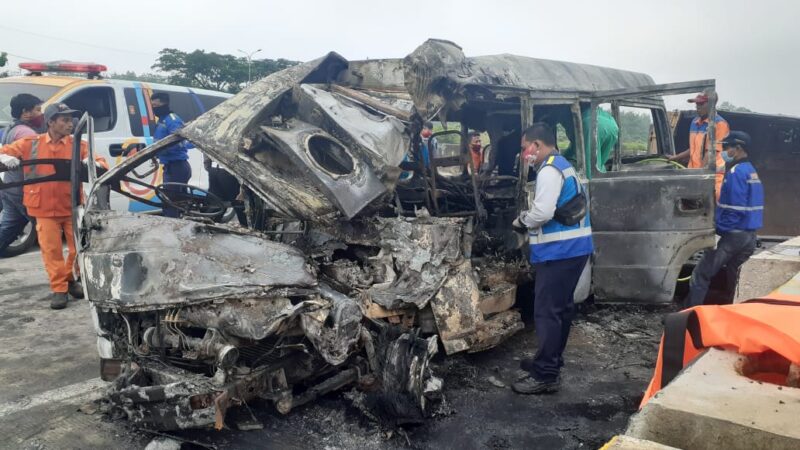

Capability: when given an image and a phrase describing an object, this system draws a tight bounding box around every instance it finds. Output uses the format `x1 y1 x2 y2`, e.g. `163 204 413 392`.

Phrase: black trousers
531 254 590 382
162 160 192 218
687 231 757 308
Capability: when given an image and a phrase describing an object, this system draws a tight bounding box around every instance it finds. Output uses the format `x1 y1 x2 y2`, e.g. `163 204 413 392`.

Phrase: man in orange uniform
669 91 730 198
468 131 483 173
0 103 107 309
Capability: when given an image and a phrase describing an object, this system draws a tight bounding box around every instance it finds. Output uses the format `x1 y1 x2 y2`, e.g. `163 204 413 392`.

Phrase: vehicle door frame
584 79 718 303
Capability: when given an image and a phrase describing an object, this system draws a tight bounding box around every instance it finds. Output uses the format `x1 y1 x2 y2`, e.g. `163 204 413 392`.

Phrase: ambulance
0 61 231 255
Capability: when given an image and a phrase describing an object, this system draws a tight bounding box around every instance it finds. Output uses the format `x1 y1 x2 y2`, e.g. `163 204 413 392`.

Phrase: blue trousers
687 231 756 308
0 194 31 256
161 160 192 218
531 254 590 382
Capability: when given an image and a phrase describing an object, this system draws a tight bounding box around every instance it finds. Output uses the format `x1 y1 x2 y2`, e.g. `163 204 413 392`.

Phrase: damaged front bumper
80 210 518 431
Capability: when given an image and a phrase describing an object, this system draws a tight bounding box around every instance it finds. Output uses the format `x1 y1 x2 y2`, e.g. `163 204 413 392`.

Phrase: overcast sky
3 0 799 115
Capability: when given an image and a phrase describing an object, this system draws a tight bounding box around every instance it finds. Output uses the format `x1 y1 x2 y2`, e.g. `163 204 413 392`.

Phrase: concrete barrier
736 236 800 302
601 435 679 450
627 348 800 449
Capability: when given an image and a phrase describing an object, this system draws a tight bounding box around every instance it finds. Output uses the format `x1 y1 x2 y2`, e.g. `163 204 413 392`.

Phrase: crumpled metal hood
80 212 315 311
179 53 409 221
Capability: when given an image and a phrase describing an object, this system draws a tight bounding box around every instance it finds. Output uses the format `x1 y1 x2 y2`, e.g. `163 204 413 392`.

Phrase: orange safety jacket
641 291 800 408
0 133 107 218
688 115 729 200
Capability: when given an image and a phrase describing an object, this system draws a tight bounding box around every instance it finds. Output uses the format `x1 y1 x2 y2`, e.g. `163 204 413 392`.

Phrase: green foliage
718 101 752 113
622 141 648 154
109 71 169 84
0 52 7 67
619 110 651 143
432 122 462 144
556 123 571 150
151 49 298 93
618 110 651 155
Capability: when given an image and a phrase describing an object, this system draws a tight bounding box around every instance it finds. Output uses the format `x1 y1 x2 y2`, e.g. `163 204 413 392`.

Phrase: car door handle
109 143 145 157
676 197 706 215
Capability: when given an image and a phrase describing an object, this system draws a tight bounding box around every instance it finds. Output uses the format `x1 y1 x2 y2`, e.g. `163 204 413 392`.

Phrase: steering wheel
155 183 226 218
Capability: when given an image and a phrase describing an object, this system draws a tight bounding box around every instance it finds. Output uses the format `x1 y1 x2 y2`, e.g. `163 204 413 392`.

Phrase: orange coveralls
1 134 106 293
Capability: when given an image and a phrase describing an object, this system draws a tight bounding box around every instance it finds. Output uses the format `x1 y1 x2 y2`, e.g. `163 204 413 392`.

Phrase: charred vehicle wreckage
66 39 720 430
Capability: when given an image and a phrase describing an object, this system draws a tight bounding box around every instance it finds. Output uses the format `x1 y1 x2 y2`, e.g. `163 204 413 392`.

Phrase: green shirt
563 108 619 179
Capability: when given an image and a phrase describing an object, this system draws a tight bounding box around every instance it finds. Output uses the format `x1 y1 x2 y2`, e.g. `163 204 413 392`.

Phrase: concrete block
601 435 680 450
627 348 800 450
736 236 800 302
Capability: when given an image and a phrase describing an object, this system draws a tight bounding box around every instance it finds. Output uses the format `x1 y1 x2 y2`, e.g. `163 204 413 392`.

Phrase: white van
0 61 231 255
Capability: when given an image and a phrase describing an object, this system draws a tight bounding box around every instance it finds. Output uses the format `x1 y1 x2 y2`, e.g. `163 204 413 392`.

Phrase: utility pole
237 48 262 86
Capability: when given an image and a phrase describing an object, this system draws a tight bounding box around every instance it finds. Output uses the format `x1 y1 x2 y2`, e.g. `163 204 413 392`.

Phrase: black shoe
50 293 68 310
68 280 84 299
512 376 560 395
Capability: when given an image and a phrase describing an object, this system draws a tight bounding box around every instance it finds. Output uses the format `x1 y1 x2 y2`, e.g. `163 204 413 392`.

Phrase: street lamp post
237 48 262 86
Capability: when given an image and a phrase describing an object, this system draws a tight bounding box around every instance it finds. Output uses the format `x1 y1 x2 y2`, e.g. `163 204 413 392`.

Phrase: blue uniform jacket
155 112 191 163
716 159 764 234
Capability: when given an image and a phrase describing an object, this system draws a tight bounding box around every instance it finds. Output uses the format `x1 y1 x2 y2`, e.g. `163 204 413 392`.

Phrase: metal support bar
462 123 485 219
589 102 599 178
590 80 716 101
611 102 622 171
329 84 412 121
571 101 587 177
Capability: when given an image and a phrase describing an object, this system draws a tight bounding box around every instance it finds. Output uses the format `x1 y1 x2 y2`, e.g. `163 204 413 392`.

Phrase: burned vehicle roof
165 39 652 221
93 39 656 222
79 39 665 432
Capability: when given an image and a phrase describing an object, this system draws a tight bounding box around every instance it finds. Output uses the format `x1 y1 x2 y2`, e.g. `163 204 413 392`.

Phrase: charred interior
73 39 716 431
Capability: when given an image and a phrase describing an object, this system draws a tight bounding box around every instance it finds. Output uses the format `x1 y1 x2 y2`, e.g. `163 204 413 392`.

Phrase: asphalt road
0 250 670 449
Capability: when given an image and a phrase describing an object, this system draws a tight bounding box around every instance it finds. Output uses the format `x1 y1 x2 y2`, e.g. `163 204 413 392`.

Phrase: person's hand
512 217 527 234
0 154 20 169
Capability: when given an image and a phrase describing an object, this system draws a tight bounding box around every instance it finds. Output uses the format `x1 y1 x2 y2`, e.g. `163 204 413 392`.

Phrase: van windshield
0 83 61 126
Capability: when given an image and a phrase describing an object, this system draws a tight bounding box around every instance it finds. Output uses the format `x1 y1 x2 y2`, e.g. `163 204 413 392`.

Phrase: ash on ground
133 303 670 450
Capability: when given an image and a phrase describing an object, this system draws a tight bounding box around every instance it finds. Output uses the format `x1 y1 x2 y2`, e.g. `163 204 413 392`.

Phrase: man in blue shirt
686 131 763 307
511 123 593 395
151 92 192 218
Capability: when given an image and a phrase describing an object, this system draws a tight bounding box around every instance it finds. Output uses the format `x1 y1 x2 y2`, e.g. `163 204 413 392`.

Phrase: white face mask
722 149 735 163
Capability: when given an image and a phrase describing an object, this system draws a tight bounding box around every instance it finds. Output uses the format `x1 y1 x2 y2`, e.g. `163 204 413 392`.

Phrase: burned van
57 39 718 430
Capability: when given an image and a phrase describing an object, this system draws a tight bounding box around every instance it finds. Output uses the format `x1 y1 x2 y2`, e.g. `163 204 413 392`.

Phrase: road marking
0 378 107 418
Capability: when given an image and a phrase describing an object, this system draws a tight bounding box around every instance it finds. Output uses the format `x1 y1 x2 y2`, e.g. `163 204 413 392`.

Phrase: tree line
111 49 299 93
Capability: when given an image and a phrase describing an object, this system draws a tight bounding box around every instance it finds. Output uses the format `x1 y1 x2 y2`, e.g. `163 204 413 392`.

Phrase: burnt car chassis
72 39 716 432
72 47 529 432
76 159 521 431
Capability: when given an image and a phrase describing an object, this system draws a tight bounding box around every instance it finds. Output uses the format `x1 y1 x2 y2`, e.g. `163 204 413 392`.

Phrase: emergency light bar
19 61 108 79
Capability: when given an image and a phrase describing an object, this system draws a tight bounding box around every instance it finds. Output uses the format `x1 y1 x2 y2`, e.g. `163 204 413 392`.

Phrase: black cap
721 130 751 148
44 102 80 123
